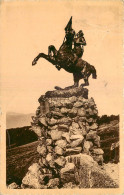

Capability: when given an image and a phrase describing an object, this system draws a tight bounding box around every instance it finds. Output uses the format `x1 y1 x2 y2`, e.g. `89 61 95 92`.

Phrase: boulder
86 108 95 116
86 130 97 140
90 123 98 130
60 163 75 184
31 124 42 137
65 147 82 156
65 102 73 109
85 123 90 132
69 125 82 136
70 128 83 136
47 178 60 188
22 172 44 189
70 134 83 140
49 125 58 130
71 122 79 129
46 153 53 163
92 154 103 165
67 154 97 168
78 96 87 102
51 111 63 119
46 118 58 126
92 148 104 155
55 102 63 108
78 121 85 128
77 108 86 117
22 163 45 189
68 108 78 118
94 136 100 147
83 141 93 153
49 102 55 109
54 146 64 155
66 154 97 188
28 163 40 173
81 129 87 136
55 139 67 148
74 116 80 123
7 182 20 189
39 158 48 167
74 101 83 108
62 132 70 143
78 117 86 122
70 137 84 148
46 138 52 146
69 96 77 103
55 156 66 167
47 146 53 153
60 163 75 174
70 135 84 148
58 117 72 125
38 116 47 126
86 118 94 123
50 130 62 140
58 124 69 132
60 107 69 114
37 145 47 157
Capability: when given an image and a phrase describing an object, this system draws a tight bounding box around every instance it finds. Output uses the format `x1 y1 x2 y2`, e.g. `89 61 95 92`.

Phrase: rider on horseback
64 17 87 67
73 30 86 59
72 30 87 76
32 17 97 88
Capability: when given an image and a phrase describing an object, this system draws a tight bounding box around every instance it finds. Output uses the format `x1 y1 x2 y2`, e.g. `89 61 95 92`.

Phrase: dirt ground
103 163 119 186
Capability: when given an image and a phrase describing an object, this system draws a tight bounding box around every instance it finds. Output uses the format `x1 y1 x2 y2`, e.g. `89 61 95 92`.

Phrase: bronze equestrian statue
32 17 97 87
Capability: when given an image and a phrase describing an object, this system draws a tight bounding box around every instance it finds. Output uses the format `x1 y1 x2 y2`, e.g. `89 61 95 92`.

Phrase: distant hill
6 126 38 149
6 112 34 129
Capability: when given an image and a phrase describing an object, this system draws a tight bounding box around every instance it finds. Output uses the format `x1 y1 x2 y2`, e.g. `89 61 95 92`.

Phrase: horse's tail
91 65 97 79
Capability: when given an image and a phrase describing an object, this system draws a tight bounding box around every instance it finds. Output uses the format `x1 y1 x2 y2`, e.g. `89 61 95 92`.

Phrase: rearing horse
32 26 97 87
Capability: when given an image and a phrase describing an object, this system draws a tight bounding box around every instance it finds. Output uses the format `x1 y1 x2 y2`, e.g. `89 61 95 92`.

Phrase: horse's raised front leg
32 53 44 66
32 52 57 66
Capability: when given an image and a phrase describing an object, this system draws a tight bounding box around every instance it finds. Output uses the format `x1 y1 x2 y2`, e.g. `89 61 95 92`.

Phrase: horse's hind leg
73 73 80 87
84 77 89 86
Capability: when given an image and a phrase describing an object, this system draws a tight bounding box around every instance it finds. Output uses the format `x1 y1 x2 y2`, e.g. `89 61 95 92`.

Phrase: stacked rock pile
21 86 105 189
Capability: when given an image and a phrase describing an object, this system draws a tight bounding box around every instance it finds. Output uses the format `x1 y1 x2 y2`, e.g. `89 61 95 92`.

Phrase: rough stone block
47 178 60 188
77 108 86 117
54 156 66 167
55 139 67 148
92 148 104 155
68 107 78 118
65 147 82 155
58 124 69 132
50 130 62 140
37 145 47 157
54 146 64 155
46 139 52 146
83 140 93 153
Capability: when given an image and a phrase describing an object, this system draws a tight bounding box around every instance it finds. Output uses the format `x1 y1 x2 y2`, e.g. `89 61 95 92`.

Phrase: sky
0 0 123 116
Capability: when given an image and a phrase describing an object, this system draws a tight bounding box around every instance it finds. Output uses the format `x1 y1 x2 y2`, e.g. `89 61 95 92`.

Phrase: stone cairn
21 86 105 189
